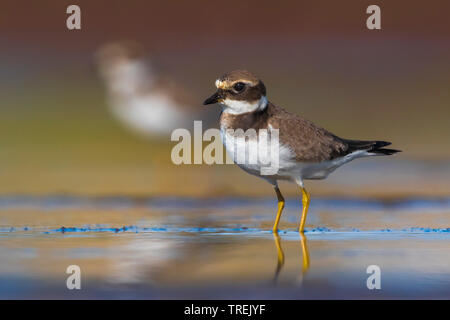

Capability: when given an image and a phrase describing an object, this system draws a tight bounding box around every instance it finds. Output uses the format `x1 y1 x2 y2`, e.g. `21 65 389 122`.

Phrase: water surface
0 196 449 299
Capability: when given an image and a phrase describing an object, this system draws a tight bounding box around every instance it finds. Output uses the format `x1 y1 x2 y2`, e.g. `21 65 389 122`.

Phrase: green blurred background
1 0 449 198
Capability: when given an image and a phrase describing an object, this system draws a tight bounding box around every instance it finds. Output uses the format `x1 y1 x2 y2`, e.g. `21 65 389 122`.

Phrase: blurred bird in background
96 41 214 138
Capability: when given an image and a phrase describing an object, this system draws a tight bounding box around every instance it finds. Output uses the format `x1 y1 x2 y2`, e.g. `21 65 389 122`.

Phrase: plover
96 42 214 137
204 70 400 233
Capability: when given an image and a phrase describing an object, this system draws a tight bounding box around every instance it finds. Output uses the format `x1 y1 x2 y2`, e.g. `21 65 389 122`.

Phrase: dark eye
233 82 245 92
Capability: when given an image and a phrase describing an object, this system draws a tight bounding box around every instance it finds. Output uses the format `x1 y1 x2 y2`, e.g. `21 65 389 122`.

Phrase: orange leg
272 186 285 233
299 187 310 233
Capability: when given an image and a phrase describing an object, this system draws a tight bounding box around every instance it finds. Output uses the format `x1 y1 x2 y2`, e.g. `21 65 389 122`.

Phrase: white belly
220 126 295 180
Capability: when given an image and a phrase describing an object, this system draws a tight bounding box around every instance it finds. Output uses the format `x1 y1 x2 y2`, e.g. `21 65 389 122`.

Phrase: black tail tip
372 148 401 155
373 141 391 149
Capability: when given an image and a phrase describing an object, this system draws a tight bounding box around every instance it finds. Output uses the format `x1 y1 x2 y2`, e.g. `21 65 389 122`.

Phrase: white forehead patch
215 79 226 89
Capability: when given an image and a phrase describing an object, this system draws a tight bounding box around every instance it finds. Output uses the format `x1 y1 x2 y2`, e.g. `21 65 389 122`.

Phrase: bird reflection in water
273 232 310 283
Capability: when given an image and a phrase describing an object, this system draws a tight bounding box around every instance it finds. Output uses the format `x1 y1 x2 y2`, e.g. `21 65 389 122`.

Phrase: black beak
203 91 221 105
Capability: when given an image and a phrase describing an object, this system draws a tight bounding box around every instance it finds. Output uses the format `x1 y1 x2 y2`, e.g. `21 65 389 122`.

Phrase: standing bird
96 42 215 137
204 70 400 233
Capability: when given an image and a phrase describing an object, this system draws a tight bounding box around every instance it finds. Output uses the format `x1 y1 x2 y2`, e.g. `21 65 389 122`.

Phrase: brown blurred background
0 0 449 197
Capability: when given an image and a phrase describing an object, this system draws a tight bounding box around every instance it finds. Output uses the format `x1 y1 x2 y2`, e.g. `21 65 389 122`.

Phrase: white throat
221 96 268 115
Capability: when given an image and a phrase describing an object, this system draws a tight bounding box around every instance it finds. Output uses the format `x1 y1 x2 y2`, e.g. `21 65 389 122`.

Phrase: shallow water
0 196 449 299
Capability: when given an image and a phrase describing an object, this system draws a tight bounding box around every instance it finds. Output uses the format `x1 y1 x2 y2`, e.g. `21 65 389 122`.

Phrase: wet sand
1 196 449 299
